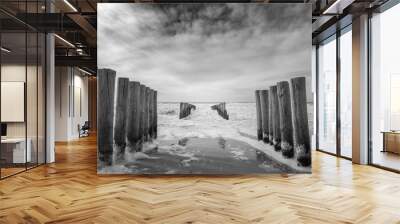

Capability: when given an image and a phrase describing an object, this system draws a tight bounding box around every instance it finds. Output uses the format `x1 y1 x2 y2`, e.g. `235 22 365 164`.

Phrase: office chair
79 121 90 138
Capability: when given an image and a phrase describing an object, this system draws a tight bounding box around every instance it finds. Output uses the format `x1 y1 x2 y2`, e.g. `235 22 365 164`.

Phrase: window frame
315 23 353 161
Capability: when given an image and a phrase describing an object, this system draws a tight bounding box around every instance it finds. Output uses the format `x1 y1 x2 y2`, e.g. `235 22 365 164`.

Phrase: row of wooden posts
255 77 311 167
211 102 229 120
179 103 196 119
97 68 158 165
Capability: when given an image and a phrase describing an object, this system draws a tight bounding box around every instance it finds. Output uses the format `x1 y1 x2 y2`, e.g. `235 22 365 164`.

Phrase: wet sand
99 137 296 174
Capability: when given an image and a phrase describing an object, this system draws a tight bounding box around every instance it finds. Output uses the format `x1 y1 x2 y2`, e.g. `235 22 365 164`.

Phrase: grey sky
98 3 311 102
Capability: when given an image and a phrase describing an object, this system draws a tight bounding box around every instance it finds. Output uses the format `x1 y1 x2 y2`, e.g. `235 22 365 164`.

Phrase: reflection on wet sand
99 137 296 174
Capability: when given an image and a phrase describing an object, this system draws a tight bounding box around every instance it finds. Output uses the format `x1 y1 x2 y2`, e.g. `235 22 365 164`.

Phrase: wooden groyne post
255 90 263 141
126 81 141 152
270 86 281 151
114 77 129 155
277 81 294 158
268 92 274 145
153 91 157 138
125 84 157 152
99 69 158 157
291 77 311 166
254 76 310 167
179 102 196 119
211 102 229 120
97 68 116 165
144 87 150 141
149 90 154 138
139 85 146 142
259 90 269 143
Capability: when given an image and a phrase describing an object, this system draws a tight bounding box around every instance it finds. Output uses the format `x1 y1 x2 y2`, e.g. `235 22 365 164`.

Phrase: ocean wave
157 102 313 142
157 103 257 141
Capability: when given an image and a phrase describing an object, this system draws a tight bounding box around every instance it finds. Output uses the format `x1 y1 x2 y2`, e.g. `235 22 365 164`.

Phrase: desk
382 131 400 155
1 138 31 163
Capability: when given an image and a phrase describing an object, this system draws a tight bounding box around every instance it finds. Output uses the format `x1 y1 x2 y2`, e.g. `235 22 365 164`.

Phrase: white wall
71 72 89 138
55 66 69 141
1 60 48 167
55 66 89 141
1 65 27 140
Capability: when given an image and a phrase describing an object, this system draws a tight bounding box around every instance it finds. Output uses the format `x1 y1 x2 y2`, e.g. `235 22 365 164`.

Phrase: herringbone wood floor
1 135 400 224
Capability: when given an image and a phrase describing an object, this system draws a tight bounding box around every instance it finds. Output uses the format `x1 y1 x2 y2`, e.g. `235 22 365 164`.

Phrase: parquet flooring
1 135 400 223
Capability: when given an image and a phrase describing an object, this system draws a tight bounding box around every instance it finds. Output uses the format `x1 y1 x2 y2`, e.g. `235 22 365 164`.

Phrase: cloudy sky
98 3 311 102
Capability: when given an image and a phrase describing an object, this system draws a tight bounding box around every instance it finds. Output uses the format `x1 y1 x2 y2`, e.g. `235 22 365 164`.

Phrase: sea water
158 102 257 141
99 102 313 174
158 102 313 142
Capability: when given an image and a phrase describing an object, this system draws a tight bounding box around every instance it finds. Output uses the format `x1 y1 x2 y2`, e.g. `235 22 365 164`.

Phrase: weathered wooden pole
139 85 146 147
255 90 263 141
270 86 281 151
224 103 229 119
148 89 154 139
153 91 157 138
277 81 294 158
126 81 141 152
185 104 189 118
211 102 229 120
268 91 274 145
179 102 195 119
114 77 129 156
97 68 116 165
222 103 228 120
143 87 150 141
260 90 269 143
291 77 311 166
179 103 184 119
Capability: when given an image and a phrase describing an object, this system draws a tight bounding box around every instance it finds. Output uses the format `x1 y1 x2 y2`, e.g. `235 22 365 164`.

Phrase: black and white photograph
97 3 312 174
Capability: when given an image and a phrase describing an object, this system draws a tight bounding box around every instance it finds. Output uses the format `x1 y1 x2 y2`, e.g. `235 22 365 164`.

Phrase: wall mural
97 3 312 174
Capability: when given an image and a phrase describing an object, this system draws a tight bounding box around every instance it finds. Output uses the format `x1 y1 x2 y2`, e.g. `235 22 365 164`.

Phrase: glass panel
371 3 400 171
25 0 38 169
1 30 28 177
340 28 352 158
318 36 337 154
0 1 46 178
27 31 38 169
38 32 45 165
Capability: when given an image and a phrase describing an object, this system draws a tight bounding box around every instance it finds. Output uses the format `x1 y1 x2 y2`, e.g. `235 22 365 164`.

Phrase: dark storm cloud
144 4 249 36
134 4 309 37
98 3 311 102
